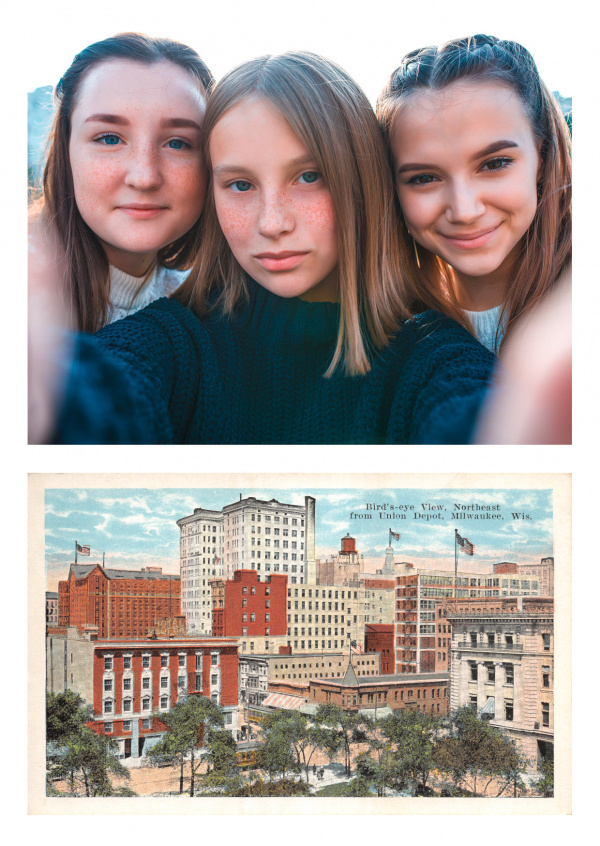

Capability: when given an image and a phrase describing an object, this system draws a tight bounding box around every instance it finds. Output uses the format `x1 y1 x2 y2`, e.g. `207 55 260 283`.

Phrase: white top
464 304 504 354
106 264 190 325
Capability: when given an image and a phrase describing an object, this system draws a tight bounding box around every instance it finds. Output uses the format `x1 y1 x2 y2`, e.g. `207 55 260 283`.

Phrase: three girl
32 33 213 331
377 34 571 353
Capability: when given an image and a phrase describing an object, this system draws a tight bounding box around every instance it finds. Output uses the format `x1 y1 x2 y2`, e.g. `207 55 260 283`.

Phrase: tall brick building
46 628 239 759
211 570 288 637
58 563 180 639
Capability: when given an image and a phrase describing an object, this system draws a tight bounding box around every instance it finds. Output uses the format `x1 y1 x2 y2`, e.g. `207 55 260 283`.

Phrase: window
542 666 550 688
505 701 514 721
104 678 113 692
142 697 151 710
178 654 186 668
104 722 113 733
487 633 495 647
542 702 550 727
211 654 218 666
487 664 495 683
104 656 113 670
142 677 150 690
542 634 551 652
211 674 218 685
505 664 514 684
505 634 514 648
160 696 168 709
469 695 478 711
161 655 169 668
469 663 477 681
123 677 132 691
123 655 132 669
470 633 477 647
123 720 132 731
103 700 113 715
142 718 152 729
161 676 169 689
142 654 150 668
123 698 132 712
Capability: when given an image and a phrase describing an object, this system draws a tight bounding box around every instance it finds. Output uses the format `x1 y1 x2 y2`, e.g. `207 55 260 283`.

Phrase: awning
262 692 307 711
480 697 495 717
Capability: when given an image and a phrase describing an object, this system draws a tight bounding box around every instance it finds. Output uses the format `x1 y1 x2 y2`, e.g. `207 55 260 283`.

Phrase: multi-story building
308 664 449 717
211 570 288 638
46 591 59 628
445 596 554 770
58 564 180 639
239 650 383 707
365 624 394 674
519 557 554 597
46 627 239 760
178 495 316 635
395 562 541 674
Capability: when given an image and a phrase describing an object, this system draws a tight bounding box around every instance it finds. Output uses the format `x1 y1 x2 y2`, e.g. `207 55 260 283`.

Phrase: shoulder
154 265 190 297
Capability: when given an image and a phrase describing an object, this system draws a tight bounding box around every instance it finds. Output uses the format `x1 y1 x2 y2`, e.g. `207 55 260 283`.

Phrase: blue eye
96 134 121 146
167 138 190 150
298 171 320 184
230 180 252 193
407 173 437 186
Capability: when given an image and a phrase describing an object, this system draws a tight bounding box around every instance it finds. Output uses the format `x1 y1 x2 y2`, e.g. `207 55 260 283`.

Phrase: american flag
390 530 401 541
76 543 90 555
350 639 364 655
456 533 475 555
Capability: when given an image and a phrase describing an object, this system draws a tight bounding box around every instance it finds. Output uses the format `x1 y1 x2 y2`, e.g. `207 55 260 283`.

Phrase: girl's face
390 80 540 305
69 59 207 277
210 97 339 302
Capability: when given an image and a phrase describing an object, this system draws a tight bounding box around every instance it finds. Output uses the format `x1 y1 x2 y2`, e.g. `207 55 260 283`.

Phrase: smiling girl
31 33 213 332
33 52 496 445
377 34 571 353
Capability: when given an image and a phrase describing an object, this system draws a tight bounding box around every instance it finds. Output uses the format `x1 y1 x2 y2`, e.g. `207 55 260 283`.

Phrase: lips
439 224 501 250
118 204 168 219
254 251 309 272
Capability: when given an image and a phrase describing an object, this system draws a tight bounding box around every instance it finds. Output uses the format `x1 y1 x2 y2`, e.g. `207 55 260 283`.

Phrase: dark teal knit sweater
54 280 496 444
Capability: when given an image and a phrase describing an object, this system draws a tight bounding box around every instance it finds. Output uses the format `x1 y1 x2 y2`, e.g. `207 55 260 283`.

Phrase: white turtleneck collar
106 264 189 325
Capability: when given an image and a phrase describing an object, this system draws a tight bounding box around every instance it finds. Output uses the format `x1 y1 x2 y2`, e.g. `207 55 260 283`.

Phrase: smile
439 224 501 250
254 251 309 272
118 205 168 219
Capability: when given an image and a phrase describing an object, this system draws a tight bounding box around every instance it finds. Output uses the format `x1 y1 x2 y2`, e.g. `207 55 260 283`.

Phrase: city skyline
45 486 554 591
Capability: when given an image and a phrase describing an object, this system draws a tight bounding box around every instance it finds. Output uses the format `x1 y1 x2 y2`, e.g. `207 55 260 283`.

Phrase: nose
257 189 294 238
124 144 163 191
445 180 486 225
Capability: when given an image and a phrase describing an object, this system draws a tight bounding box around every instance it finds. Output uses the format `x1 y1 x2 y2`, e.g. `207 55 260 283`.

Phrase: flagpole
75 540 78 565
454 530 458 598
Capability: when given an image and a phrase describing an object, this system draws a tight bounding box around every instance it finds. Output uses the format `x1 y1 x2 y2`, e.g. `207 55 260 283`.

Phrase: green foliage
434 707 527 796
146 695 225 796
257 709 329 783
231 778 312 797
379 708 439 790
46 691 131 797
46 690 93 744
316 777 373 797
533 759 554 797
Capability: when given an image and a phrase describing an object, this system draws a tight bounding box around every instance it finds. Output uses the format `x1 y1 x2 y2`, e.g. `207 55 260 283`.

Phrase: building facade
365 624 395 674
211 570 288 638
316 534 363 585
178 495 316 635
58 564 180 639
46 628 239 760
395 563 541 674
445 596 554 770
46 591 59 628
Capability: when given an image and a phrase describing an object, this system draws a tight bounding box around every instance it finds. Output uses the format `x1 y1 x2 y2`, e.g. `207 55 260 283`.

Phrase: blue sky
45 485 553 590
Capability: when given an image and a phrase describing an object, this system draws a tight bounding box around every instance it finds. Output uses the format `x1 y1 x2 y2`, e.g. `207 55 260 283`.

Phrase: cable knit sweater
54 280 496 445
106 264 189 324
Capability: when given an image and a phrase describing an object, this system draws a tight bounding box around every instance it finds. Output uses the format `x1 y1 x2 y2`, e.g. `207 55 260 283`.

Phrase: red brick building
365 624 394 674
211 570 287 637
363 579 395 590
58 564 180 639
308 663 449 717
46 629 239 759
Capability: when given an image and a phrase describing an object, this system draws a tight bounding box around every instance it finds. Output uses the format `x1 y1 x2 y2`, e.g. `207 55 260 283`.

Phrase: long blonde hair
376 34 572 351
175 51 411 376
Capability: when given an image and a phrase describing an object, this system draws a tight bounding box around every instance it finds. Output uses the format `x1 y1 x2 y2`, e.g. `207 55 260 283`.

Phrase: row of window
104 653 218 671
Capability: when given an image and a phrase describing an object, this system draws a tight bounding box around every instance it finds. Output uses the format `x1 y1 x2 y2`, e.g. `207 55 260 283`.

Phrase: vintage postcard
29 472 571 815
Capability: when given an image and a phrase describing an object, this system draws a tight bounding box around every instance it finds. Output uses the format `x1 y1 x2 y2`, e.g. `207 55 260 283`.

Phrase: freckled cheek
169 163 208 215
71 158 123 209
295 195 337 246
215 201 255 247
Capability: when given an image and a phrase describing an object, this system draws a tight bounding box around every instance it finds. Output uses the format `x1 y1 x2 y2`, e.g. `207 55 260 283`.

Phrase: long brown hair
35 33 214 333
376 34 572 351
175 51 411 376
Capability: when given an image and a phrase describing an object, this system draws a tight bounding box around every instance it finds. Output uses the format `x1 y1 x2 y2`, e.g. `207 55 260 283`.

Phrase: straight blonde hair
376 34 572 351
175 51 411 376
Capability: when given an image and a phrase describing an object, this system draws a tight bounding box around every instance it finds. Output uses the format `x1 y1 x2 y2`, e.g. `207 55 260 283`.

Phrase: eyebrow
83 114 202 130
397 140 519 174
213 154 317 178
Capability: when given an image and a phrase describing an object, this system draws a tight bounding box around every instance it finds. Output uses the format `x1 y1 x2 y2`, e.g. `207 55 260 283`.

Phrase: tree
434 707 526 796
200 729 243 795
46 691 131 796
380 708 440 793
533 758 554 797
147 695 224 797
314 704 366 777
257 710 327 784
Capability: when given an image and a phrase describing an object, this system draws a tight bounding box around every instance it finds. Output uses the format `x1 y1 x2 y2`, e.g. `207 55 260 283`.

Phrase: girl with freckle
29 32 213 332
36 52 498 445
377 34 571 354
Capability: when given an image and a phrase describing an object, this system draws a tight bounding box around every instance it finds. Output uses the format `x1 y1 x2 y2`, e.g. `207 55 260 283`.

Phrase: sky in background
25 0 574 101
45 485 553 591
